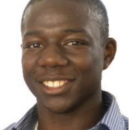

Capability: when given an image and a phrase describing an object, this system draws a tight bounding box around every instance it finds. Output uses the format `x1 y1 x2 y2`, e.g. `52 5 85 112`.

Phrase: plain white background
0 0 129 129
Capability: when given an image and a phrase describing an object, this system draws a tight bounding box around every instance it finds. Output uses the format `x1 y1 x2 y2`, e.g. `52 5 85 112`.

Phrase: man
5 0 128 130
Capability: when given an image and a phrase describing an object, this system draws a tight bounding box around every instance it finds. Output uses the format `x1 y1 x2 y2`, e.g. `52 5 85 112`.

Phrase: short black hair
21 0 109 45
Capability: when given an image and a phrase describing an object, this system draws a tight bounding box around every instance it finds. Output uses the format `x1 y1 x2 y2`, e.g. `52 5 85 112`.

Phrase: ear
103 38 117 70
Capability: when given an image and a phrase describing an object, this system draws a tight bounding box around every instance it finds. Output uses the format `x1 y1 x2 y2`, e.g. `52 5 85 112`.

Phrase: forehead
24 0 88 17
22 0 100 42
22 0 90 29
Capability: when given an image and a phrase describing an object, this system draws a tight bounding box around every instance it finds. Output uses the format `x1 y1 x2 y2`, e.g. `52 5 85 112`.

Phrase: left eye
29 43 44 48
66 41 85 46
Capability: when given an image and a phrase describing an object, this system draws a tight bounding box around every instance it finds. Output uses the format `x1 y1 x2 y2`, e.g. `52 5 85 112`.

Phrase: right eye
28 43 44 48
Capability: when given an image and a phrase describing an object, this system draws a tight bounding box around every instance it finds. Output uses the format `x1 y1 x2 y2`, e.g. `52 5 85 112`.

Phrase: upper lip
38 75 75 82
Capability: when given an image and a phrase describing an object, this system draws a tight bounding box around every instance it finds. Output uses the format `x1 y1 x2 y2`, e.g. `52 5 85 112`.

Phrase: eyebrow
23 30 43 37
23 28 89 37
62 28 87 33
62 28 92 40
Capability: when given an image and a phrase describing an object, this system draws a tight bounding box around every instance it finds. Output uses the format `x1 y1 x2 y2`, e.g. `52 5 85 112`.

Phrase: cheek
69 51 94 72
22 51 38 74
21 52 39 92
22 53 39 96
70 48 103 86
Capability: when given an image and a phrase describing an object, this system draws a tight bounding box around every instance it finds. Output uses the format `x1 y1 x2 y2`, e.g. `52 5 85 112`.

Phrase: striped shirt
4 91 128 130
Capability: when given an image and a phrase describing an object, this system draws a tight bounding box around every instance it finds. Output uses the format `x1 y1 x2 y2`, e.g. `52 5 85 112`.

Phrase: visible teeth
43 81 67 88
60 81 66 86
48 81 53 87
43 81 48 86
53 81 60 88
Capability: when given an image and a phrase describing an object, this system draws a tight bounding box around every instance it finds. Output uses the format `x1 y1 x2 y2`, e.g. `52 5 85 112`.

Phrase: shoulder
122 115 129 130
3 104 37 130
3 123 16 130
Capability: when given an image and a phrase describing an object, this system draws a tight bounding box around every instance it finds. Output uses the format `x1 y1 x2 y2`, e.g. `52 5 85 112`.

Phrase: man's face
22 0 106 113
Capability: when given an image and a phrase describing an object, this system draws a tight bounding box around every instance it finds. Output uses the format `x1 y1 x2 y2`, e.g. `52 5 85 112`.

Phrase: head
21 0 116 113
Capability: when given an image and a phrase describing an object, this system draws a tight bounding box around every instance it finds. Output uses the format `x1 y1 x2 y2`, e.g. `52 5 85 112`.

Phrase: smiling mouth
39 78 74 95
43 80 68 88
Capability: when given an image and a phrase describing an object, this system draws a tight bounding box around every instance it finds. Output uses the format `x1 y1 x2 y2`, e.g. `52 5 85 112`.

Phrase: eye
28 43 44 48
66 41 86 46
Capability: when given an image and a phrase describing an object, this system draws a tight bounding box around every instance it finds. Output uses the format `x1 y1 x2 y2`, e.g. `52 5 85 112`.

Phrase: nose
37 45 68 68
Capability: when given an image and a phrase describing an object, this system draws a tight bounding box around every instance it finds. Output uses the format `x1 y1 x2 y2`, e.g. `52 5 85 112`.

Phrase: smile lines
43 80 68 88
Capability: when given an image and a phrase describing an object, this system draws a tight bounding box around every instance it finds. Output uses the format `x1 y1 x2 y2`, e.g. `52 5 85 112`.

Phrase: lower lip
39 81 73 95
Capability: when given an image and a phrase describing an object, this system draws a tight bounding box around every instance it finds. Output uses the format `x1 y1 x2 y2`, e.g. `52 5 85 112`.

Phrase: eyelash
24 40 87 49
65 40 87 46
27 42 44 48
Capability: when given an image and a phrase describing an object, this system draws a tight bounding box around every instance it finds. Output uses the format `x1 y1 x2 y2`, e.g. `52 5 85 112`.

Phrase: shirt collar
12 91 126 130
99 91 126 130
13 105 38 130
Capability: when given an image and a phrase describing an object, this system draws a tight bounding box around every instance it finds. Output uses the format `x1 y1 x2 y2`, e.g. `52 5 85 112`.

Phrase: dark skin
21 0 116 130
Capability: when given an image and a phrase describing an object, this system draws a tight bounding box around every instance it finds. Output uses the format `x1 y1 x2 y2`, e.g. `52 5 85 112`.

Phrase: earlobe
103 38 117 70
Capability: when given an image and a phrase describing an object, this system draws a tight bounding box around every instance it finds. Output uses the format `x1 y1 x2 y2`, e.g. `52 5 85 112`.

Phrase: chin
37 98 78 114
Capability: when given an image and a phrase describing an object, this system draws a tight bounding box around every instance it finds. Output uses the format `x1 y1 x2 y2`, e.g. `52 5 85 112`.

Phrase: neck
37 91 105 130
